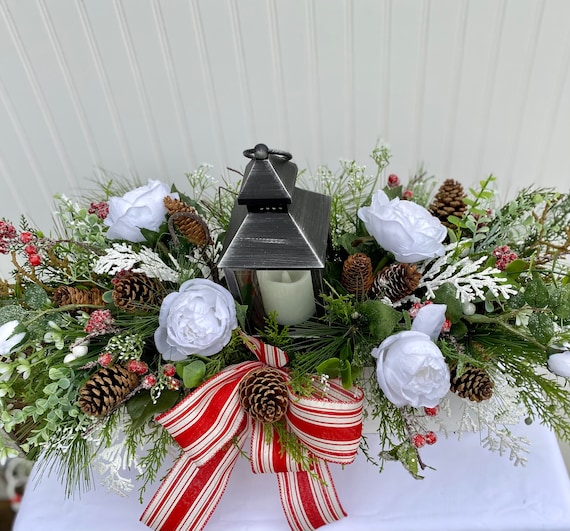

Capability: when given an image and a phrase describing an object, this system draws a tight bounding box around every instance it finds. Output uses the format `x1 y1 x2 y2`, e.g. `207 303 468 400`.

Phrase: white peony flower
0 321 26 356
412 303 447 340
104 180 178 242
548 351 570 377
371 330 450 408
155 278 238 361
357 190 446 263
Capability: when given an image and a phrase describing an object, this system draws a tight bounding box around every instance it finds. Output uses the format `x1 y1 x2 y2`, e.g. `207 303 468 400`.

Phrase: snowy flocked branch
93 243 179 282
416 245 518 304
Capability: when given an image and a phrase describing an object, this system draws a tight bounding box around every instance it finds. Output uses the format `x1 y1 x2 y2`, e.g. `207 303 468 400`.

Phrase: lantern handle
243 144 292 161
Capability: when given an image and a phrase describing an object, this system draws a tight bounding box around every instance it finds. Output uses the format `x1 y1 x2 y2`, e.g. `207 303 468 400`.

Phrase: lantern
218 143 331 328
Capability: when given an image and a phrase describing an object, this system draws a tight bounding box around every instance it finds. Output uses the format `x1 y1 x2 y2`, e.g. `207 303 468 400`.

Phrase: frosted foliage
416 245 518 304
93 243 179 282
86 415 141 496
425 375 530 466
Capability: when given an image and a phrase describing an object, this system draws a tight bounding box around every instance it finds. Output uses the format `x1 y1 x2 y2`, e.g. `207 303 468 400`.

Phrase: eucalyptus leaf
126 391 179 431
182 360 207 389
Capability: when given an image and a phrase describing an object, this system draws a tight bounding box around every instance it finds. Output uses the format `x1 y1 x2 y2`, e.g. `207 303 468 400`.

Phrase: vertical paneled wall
0 0 569 260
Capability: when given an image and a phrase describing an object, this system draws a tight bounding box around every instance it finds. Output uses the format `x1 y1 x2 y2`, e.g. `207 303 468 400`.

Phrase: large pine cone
164 196 211 246
52 286 104 309
78 364 140 417
369 263 421 302
450 366 494 402
341 253 374 299
430 179 467 228
239 367 289 423
112 271 162 313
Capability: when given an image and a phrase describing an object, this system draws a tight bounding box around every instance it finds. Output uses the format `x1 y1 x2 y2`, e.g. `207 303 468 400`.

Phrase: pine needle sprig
471 330 570 442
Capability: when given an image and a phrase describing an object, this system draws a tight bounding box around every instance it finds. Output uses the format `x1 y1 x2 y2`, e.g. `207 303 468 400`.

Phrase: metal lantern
219 143 331 327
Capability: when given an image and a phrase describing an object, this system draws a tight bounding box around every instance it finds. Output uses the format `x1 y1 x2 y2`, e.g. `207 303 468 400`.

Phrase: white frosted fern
93 243 179 282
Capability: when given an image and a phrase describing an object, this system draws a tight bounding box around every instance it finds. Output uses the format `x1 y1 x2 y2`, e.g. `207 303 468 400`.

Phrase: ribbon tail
141 427 248 531
277 460 346 531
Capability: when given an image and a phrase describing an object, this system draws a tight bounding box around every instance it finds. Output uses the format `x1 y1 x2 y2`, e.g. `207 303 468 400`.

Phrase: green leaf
433 283 463 323
126 391 179 431
24 284 49 310
182 360 207 389
447 215 466 228
235 304 248 331
339 359 353 390
381 442 425 480
549 285 570 319
358 300 401 341
58 378 71 390
316 358 341 379
505 259 528 281
102 290 114 304
524 277 550 308
43 382 59 395
528 313 554 345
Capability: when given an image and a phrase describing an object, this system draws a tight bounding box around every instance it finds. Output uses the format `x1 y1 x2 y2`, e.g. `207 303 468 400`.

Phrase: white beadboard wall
0 0 569 273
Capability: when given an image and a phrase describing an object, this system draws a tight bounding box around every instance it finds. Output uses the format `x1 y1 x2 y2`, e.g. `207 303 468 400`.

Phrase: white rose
548 351 570 377
0 321 26 356
104 180 178 242
155 279 238 361
371 330 450 408
357 190 446 263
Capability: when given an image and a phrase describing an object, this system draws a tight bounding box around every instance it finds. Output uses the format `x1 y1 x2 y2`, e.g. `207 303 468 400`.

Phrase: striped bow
141 333 364 531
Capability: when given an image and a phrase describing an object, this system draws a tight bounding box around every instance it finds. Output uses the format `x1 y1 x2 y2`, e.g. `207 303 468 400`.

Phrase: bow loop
142 335 364 531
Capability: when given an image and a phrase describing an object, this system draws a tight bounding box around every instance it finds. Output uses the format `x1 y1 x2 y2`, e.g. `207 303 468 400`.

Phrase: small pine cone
450 366 494 402
52 286 104 309
78 364 140 417
164 196 211 246
430 179 467 228
112 271 162 313
239 367 289 423
369 263 421 302
341 253 374 299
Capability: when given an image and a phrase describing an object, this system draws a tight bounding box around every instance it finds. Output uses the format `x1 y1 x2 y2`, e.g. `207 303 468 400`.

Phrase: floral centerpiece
0 142 569 531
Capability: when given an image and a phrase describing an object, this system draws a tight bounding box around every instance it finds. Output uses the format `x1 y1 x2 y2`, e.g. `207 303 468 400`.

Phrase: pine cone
164 196 211 246
52 286 104 309
369 263 421 302
430 179 467 228
341 253 374 299
450 366 494 402
239 367 289 423
78 364 140 417
112 271 162 313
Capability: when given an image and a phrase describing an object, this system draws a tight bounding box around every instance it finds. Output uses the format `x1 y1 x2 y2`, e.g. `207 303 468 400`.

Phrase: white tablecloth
14 421 570 531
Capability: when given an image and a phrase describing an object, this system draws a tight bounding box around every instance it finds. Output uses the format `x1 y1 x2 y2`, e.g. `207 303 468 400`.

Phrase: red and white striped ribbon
141 334 364 531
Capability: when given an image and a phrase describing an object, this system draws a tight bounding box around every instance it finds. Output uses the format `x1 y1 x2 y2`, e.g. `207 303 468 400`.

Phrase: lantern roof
219 145 331 270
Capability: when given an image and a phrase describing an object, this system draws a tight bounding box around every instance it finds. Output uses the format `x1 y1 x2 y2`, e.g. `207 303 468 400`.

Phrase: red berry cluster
98 352 113 367
24 243 41 266
85 309 115 334
128 359 149 375
493 245 518 271
140 365 180 391
412 431 437 448
88 201 109 220
0 221 18 254
423 405 439 416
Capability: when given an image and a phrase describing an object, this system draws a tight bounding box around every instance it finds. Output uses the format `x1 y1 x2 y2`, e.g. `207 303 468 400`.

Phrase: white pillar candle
257 270 316 325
